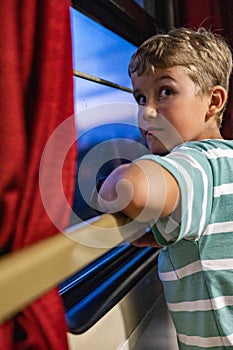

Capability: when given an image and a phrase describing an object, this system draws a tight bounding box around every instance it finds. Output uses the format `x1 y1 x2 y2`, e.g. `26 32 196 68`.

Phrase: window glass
70 8 147 223
71 8 136 88
134 0 144 8
72 80 144 223
74 77 136 128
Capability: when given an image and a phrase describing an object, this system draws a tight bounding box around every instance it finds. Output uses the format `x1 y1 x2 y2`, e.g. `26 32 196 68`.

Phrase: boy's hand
131 231 161 248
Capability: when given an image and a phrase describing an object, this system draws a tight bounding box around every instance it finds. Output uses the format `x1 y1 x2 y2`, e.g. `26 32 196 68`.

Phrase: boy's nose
139 105 158 121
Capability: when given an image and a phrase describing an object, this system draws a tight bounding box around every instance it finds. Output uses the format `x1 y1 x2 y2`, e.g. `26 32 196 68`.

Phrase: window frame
72 0 158 47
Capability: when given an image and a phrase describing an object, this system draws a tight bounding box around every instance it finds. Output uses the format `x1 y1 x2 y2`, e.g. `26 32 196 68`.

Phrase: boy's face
131 66 214 155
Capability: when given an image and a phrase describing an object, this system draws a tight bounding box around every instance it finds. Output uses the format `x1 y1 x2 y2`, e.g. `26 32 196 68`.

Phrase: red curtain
0 1 76 349
177 0 233 139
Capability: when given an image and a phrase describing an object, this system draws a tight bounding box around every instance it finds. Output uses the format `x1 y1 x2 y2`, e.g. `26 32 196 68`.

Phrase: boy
98 28 233 349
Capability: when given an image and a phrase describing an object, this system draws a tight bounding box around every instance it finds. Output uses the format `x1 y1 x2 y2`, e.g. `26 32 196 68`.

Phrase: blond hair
129 28 232 126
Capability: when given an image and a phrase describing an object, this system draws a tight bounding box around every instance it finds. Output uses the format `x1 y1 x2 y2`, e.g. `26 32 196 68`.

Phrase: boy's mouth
145 127 163 137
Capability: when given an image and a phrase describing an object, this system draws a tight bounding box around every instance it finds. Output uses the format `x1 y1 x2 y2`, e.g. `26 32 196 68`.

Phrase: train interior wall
67 267 178 350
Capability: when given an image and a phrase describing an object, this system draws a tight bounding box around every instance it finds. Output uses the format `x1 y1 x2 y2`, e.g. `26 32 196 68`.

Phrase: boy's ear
206 86 227 119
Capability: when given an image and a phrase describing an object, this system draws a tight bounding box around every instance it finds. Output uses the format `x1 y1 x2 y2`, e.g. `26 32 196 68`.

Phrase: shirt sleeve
137 144 213 246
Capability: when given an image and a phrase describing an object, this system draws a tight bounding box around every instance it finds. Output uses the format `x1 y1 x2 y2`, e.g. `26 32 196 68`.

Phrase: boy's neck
199 129 223 141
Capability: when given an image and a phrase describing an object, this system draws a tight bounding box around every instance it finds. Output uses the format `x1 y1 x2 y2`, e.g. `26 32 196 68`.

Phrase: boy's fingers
131 232 160 248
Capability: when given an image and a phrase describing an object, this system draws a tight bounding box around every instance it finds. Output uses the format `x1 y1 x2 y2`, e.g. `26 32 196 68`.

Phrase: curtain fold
0 1 76 349
176 0 233 139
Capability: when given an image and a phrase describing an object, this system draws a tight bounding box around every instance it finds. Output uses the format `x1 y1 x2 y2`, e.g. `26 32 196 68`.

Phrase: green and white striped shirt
140 139 233 349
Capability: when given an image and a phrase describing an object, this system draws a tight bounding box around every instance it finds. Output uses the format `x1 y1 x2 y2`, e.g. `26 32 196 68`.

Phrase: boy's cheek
137 106 146 125
137 111 147 137
138 126 146 139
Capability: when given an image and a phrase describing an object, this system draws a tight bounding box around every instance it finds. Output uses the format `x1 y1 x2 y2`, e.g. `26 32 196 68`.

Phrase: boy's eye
135 94 146 105
159 87 173 98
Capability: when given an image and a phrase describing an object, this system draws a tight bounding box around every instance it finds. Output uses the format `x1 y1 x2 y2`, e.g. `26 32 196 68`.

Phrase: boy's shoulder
173 139 233 154
138 139 233 173
166 139 233 171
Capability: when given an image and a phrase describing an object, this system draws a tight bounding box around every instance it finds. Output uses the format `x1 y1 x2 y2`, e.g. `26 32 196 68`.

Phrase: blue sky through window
71 8 136 88
70 8 146 220
70 8 140 137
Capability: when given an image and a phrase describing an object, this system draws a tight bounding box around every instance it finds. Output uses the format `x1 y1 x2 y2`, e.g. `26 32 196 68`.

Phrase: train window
134 0 144 7
61 2 159 335
71 9 135 90
70 7 147 223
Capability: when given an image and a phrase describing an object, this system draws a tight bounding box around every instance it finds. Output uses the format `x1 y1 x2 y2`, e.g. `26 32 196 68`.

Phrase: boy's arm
98 159 180 223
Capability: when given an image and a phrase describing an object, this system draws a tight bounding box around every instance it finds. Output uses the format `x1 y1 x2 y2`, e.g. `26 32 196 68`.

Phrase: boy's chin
147 137 184 155
147 141 170 156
